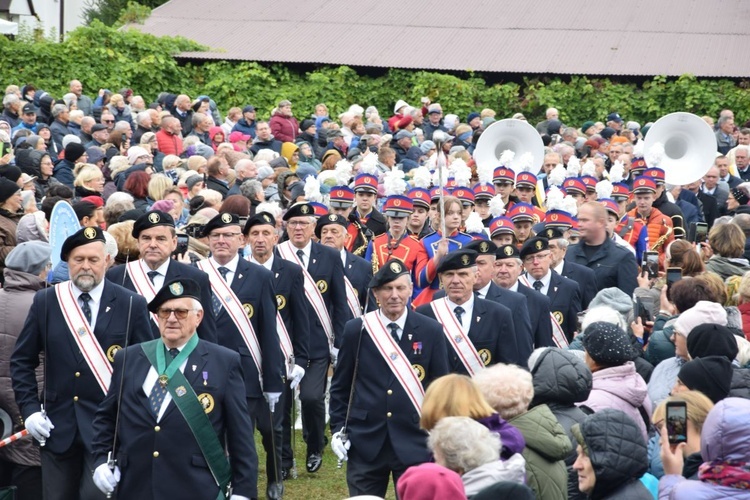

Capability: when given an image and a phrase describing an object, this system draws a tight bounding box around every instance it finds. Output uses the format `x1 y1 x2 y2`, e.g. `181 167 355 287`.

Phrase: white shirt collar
476 281 492 299
553 260 564 275
210 254 240 284
340 248 347 268
508 280 519 292
378 307 408 339
527 270 552 295
145 258 171 277
444 294 475 326
72 278 105 304
250 252 274 271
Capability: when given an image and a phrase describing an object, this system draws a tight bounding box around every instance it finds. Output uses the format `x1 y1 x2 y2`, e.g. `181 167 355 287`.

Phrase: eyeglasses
156 308 197 320
208 232 242 241
287 221 311 228
102 120 114 124
523 253 550 263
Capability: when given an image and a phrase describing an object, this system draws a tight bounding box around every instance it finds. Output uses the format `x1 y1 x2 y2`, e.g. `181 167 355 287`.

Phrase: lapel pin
105 306 111 313
238 274 243 279
476 316 480 322
408 333 413 341
202 371 208 386
313 259 317 264
554 287 558 292
192 364 197 372
275 273 279 278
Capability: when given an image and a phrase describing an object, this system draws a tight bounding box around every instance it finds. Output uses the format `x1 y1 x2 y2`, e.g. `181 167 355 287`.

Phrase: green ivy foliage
2 22 749 126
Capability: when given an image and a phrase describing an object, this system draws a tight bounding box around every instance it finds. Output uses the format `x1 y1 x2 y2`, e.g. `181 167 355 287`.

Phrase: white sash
197 260 263 383
276 312 295 377
430 298 484 376
126 260 159 324
277 241 335 350
343 276 362 318
519 275 570 348
361 311 423 414
55 282 112 394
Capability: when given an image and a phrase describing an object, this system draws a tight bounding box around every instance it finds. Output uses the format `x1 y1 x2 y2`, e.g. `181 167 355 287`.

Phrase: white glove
93 463 121 495
25 411 54 442
288 364 306 390
229 496 251 500
331 430 350 462
330 347 340 365
264 392 282 413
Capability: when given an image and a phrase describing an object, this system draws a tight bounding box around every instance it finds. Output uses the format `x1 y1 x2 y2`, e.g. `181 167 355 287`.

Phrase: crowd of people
1 79 750 500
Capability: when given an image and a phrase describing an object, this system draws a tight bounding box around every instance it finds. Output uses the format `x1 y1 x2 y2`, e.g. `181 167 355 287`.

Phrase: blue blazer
545 271 583 343
516 283 555 349
343 250 376 313
11 280 153 455
560 260 599 310
270 255 310 369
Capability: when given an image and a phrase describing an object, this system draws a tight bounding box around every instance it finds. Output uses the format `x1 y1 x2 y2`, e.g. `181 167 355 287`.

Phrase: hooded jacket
280 142 299 172
510 404 572 500
705 255 750 281
658 397 750 499
269 112 299 143
462 453 526 497
475 413 525 460
578 361 652 442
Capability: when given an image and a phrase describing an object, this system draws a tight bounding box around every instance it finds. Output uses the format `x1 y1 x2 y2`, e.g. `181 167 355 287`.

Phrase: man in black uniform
11 227 152 500
329 259 449 497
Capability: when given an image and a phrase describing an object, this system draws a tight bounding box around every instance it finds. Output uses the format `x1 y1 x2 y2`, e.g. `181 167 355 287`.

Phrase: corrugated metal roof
130 0 750 77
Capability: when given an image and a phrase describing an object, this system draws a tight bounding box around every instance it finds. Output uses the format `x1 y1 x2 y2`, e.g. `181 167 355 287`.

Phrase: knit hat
0 165 22 183
581 322 637 366
420 140 436 154
588 287 633 317
127 146 149 165
64 142 86 163
300 118 316 132
581 121 595 133
600 127 616 141
677 356 733 403
674 301 727 338
0 177 20 204
185 174 204 191
396 463 466 500
257 165 274 181
686 324 739 362
62 134 81 149
5 241 51 275
289 181 305 202
150 199 175 214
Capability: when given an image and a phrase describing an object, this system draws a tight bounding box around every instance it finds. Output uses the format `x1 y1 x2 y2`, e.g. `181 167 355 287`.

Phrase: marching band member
628 177 675 264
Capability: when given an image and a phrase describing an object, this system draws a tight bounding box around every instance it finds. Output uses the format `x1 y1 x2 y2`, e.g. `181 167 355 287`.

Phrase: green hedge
3 22 750 127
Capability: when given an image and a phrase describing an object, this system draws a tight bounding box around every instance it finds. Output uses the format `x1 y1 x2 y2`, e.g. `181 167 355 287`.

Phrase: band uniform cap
515 172 538 189
473 183 495 200
465 239 498 256
132 210 175 238
631 176 657 194
600 198 620 217
408 187 431 208
507 202 536 223
282 202 314 221
369 258 409 288
489 216 517 238
562 178 586 195
544 210 574 229
61 226 106 262
643 167 666 184
430 187 451 202
310 202 329 218
383 195 414 217
353 174 378 194
493 167 515 184
243 212 276 235
436 249 478 274
148 278 202 313
580 175 598 191
453 187 475 205
203 212 240 235
315 213 348 239
495 244 520 260
611 183 631 200
631 157 648 174
329 185 355 207
519 236 549 260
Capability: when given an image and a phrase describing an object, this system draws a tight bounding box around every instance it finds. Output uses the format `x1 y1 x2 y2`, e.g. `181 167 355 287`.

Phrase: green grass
255 430 398 499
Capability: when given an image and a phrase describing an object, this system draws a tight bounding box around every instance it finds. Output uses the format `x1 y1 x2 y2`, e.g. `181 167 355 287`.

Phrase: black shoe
306 452 323 473
266 481 284 500
281 467 292 480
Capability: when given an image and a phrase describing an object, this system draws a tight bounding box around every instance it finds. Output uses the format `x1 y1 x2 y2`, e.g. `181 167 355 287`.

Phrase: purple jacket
577 361 652 442
659 397 750 499
477 413 526 460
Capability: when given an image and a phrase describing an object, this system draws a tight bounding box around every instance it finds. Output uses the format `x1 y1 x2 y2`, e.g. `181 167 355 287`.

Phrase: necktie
149 348 179 419
296 249 306 268
212 267 230 316
80 293 92 325
217 267 230 281
147 271 159 285
533 280 543 292
454 306 465 326
388 322 399 342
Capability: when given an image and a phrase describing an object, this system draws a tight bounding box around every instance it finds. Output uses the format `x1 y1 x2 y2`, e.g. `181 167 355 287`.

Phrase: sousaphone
643 112 716 185
474 119 545 174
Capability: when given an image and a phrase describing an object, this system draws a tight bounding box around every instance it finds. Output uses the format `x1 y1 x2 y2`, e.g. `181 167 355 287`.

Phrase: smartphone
666 267 682 300
633 298 652 344
666 401 688 444
643 251 659 279
121 133 127 144
172 234 189 258
688 222 708 244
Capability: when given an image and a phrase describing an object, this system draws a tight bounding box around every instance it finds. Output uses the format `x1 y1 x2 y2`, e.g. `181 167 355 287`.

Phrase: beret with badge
282 201 314 221
148 278 202 313
540 226 565 240
436 249 478 274
495 244 520 260
369 258 409 288
465 239 498 256
203 212 240 236
131 210 175 238
315 213 347 240
519 236 549 260
61 226 106 262
243 212 276 236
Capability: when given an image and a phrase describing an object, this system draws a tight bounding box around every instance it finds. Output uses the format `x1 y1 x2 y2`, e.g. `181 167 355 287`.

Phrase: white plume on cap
303 175 323 203
383 169 407 197
256 201 282 220
476 158 494 185
489 194 506 217
464 212 485 235
432 166 450 187
517 153 534 173
499 150 516 168
359 154 378 175
596 179 613 200
411 166 432 189
645 142 665 168
581 159 597 177
450 158 472 187
608 160 625 183
562 195 578 217
545 185 565 211
334 159 353 185
632 140 645 159
547 164 566 187
566 156 581 177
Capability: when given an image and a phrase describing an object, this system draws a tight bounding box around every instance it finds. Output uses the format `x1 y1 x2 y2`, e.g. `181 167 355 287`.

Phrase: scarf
699 459 750 489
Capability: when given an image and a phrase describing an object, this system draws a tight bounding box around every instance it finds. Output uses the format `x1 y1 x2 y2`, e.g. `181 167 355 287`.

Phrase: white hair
190 297 203 312
427 416 500 473
581 305 627 332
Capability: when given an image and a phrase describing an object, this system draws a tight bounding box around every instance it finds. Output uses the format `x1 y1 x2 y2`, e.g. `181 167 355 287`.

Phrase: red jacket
155 129 183 156
739 302 750 340
269 113 299 143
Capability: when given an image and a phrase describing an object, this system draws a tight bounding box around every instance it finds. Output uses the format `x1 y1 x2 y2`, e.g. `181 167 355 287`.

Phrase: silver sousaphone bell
474 119 545 173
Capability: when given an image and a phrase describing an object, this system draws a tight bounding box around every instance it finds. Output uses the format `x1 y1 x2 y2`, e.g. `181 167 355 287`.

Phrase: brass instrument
650 218 673 251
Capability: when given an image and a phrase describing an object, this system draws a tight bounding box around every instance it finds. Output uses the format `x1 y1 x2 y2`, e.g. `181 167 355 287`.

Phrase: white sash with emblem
361 311 424 415
125 260 159 323
55 282 112 394
430 298 484 376
343 276 362 318
197 260 263 382
277 241 335 350
519 275 570 348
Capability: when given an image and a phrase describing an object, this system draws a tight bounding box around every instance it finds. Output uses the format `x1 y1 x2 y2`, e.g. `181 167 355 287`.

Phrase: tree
83 0 168 27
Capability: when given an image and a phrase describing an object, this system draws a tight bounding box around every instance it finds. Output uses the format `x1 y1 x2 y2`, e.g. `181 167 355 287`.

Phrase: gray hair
191 112 207 128
718 115 734 127
239 179 264 201
736 145 750 156
190 297 203 312
113 121 131 133
427 416 500 473
51 103 68 118
105 191 135 209
63 93 77 108
2 93 19 107
135 111 151 127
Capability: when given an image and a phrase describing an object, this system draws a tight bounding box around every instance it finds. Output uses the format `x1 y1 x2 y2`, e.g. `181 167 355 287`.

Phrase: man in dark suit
245 212 310 481
521 237 582 343
200 213 285 499
541 226 598 309
493 244 554 349
316 214 374 314
106 210 217 342
416 249 523 369
277 202 349 473
90 278 257 500
330 259 449 497
11 227 153 500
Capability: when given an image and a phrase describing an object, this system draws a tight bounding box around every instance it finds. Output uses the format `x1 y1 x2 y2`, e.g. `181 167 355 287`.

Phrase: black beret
315 213 347 239
520 237 549 260
148 278 202 313
61 226 106 262
686 324 740 362
203 212 240 235
436 249 478 274
131 210 175 238
0 177 20 204
369 258 409 288
243 212 276 235
495 244 520 260
678 356 733 404
465 239 497 256
282 202 314 221
73 201 97 221
540 226 565 240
